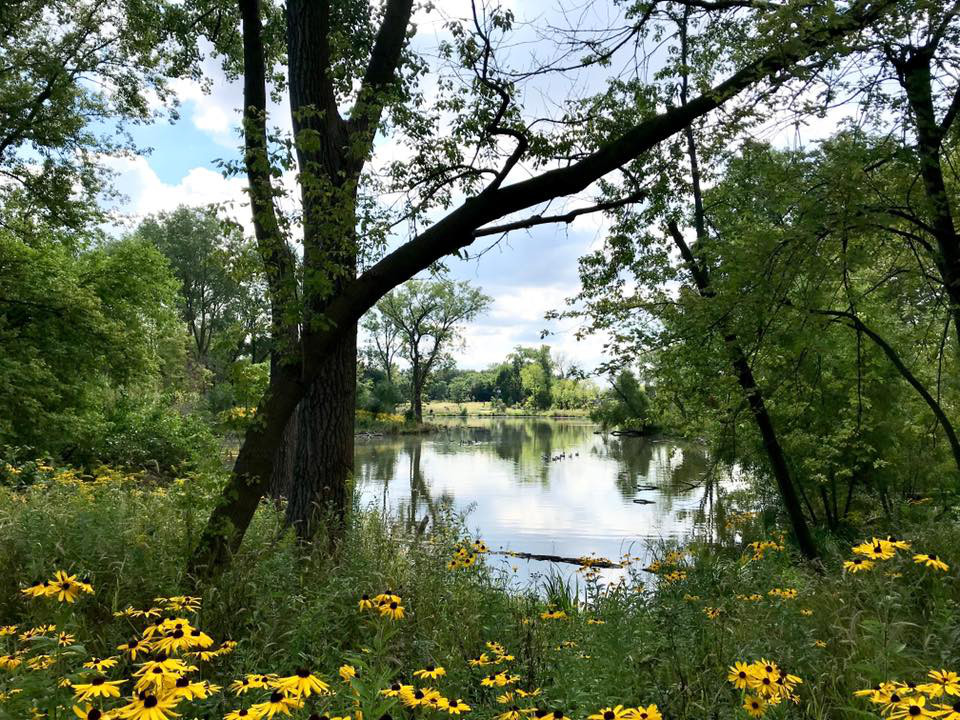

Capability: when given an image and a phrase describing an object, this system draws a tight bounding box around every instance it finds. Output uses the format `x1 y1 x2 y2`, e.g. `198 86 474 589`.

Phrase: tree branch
473 191 646 237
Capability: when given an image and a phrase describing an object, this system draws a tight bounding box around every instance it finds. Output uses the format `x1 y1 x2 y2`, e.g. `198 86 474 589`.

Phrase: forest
1 0 959 718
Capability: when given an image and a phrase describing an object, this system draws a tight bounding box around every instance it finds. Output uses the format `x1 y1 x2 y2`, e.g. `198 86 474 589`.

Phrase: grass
420 402 592 418
0 462 958 719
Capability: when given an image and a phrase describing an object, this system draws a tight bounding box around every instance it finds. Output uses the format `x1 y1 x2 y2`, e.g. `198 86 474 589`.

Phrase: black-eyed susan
888 695 936 719
380 682 412 698
742 695 766 717
339 664 357 682
224 709 259 720
624 706 661 720
728 662 752 689
516 688 541 698
400 687 435 708
379 599 405 620
936 699 960 720
497 707 524 720
83 657 119 672
116 692 181 720
539 610 567 620
414 665 446 680
886 536 912 550
252 691 304 719
117 639 149 661
853 538 896 561
468 653 491 667
50 570 92 602
497 692 515 704
358 594 374 611
72 677 126 701
921 670 960 698
273 669 330 697
0 625 16 636
588 705 631 720
72 705 110 720
21 580 50 598
445 699 470 715
914 554 949 572
844 557 874 573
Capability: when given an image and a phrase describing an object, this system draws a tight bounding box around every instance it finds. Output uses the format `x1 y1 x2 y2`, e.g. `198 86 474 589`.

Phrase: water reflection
355 417 727 586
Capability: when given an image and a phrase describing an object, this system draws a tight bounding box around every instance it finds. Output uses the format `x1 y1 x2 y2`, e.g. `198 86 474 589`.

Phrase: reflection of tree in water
427 418 598 486
400 441 454 533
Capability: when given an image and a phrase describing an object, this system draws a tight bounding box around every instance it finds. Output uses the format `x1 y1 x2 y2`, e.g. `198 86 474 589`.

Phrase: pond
355 417 727 589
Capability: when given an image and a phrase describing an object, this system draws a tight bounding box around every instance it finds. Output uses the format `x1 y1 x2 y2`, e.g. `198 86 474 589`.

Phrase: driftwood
488 549 623 568
636 483 658 491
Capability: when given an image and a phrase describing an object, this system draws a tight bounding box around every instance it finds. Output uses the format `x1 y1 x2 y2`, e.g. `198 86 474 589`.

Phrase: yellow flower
728 662 752 690
83 658 119 672
497 692 515 704
539 610 567 620
497 708 524 720
853 538 896 561
72 678 126 701
115 693 181 720
921 669 960 698
468 653 491 667
589 706 631 720
800 609 813 616
888 695 936 719
935 699 960 720
251 692 303 719
339 665 358 682
743 696 766 718
914 554 949 572
380 682 412 698
73 705 113 720
358 594 374 611
0 625 18 636
445 699 471 715
273 670 330 697
379 599 405 620
224 710 262 720
624 707 661 720
844 558 874 573
117 638 150 660
414 665 446 680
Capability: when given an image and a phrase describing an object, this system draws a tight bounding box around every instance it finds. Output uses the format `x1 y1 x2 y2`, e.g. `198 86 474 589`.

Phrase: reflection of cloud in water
355 418 731 588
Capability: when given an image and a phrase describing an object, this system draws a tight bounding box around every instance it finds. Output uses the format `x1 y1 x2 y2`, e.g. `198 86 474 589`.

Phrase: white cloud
101 154 251 229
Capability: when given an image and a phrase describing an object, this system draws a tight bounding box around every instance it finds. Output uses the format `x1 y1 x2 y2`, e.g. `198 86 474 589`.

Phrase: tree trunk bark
898 53 960 352
284 329 357 541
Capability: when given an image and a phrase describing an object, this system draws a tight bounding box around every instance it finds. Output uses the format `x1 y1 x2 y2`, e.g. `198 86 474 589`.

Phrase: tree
135 206 268 372
375 280 491 422
361 308 402 385
189 0 892 576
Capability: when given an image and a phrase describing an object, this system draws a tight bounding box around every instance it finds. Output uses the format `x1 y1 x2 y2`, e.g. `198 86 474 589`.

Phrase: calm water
355 417 726 587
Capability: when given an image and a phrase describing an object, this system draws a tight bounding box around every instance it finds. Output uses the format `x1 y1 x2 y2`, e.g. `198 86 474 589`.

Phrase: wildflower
886 536 912 550
704 607 722 620
767 588 798 600
358 595 374 611
83 658 119 672
380 600 405 621
274 670 330 697
116 692 181 720
844 558 874 573
340 665 358 682
50 570 92 603
21 580 51 598
800 609 813 616
813 640 827 648
401 687 436 708
445 699 471 715
468 654 491 667
587 617 606 624
539 610 567 620
936 699 960 720
224 710 260 720
589 706 631 720
662 571 686 583
624 707 661 720
117 639 149 661
921 670 960 698
252 691 304 719
728 662 752 690
72 678 126 701
58 631 77 646
72 705 110 720
516 689 541 698
414 665 446 680
497 708 524 720
0 625 16 636
888 695 936 719
853 538 896 561
914 554 949 572
743 696 766 718
497 692 515 704
473 540 489 553
381 682 411 698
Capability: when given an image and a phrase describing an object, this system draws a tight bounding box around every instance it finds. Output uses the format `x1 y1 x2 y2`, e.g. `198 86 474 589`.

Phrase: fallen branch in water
488 549 623 568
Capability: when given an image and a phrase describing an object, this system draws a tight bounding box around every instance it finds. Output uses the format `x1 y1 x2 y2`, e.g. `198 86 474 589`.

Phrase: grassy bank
356 410 435 435
0 465 957 719
420 402 592 418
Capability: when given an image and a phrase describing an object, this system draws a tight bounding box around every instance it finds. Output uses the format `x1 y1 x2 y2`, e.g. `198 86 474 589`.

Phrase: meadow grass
0 464 957 719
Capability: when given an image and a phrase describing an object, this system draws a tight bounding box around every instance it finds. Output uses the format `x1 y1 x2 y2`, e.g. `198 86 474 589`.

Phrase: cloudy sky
103 1 838 374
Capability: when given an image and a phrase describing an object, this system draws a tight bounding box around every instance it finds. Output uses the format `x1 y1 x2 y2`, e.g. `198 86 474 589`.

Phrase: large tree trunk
284 329 357 541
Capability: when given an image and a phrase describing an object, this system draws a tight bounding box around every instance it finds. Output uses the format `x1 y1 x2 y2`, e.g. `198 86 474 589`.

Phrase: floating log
489 549 623 568
632 498 655 505
636 484 658 491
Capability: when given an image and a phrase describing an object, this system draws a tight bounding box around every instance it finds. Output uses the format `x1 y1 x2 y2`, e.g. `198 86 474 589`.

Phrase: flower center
144 697 158 708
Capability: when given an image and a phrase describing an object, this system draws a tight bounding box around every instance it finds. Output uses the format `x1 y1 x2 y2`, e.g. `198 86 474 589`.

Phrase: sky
100 0 844 375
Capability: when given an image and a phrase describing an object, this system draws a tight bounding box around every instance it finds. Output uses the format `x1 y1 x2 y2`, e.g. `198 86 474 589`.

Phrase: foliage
0 477 957 718
590 372 656 433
